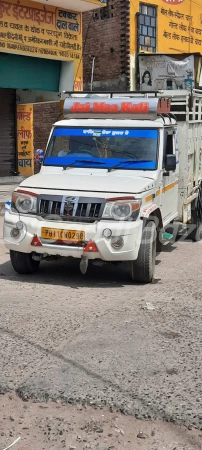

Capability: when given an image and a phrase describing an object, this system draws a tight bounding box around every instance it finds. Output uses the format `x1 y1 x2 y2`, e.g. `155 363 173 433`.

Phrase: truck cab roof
53 118 166 128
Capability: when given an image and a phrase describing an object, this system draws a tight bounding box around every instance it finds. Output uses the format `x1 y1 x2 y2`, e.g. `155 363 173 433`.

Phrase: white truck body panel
173 90 202 221
20 169 156 194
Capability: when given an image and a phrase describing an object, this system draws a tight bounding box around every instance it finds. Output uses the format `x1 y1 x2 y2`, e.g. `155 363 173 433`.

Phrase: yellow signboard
130 0 202 55
17 104 34 176
0 0 82 62
160 0 202 53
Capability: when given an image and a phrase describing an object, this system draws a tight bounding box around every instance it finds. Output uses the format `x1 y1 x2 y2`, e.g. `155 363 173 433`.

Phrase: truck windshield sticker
52 128 158 138
44 127 158 170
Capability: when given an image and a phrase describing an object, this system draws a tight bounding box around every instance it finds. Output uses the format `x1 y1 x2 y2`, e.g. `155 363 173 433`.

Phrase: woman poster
141 70 153 91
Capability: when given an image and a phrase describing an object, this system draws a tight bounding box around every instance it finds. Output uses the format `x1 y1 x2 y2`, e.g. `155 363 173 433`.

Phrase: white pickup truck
3 90 202 283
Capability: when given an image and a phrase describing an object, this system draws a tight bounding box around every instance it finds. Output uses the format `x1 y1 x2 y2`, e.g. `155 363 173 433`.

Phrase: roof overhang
29 0 107 12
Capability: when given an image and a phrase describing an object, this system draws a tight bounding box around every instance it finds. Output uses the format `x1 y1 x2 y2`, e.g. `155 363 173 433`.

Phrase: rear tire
189 209 201 242
189 189 202 242
10 250 40 274
131 221 156 283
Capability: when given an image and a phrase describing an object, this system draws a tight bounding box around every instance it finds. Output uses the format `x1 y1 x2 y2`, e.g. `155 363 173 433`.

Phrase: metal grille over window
37 196 105 222
138 3 157 52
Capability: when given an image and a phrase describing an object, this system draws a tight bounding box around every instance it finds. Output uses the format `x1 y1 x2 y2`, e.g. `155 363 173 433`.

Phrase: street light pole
90 56 95 91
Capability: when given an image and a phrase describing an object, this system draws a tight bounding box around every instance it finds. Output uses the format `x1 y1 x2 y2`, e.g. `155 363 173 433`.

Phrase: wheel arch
140 204 163 231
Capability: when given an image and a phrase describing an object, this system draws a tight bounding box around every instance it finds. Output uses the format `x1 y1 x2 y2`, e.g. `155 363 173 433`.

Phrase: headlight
11 191 38 214
102 198 140 221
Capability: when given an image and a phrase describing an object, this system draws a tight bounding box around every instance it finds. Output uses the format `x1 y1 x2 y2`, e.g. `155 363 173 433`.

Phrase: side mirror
165 154 176 172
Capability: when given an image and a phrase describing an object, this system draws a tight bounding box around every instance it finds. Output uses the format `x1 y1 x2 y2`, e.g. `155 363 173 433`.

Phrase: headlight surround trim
102 198 141 221
11 190 38 214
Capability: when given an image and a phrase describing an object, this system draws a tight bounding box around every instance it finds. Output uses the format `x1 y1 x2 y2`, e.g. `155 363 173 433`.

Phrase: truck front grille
37 195 105 222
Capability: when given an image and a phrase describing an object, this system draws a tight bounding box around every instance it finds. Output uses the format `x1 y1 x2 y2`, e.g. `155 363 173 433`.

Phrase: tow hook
80 255 88 274
32 253 42 261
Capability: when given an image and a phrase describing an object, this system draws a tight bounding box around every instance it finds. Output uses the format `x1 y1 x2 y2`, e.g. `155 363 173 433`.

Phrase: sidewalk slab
0 176 25 185
0 183 20 215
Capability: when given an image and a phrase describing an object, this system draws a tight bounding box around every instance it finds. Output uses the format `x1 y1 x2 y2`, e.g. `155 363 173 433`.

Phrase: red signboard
64 97 159 117
69 101 150 114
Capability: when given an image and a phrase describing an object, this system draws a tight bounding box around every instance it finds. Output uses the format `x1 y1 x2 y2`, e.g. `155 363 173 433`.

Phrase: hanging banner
17 104 34 176
74 77 83 91
139 54 194 91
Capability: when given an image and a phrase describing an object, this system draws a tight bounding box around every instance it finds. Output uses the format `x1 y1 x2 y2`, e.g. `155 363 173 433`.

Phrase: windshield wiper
63 159 106 170
108 160 152 172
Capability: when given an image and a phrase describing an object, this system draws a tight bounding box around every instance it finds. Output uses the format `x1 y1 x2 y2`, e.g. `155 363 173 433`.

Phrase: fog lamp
10 228 20 238
111 236 124 249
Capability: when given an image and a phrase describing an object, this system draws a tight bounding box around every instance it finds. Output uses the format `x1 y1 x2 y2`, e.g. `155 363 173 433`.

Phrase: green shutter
0 53 61 91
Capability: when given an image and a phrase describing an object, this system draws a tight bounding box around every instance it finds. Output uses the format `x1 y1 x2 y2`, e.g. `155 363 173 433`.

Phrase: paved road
0 215 202 429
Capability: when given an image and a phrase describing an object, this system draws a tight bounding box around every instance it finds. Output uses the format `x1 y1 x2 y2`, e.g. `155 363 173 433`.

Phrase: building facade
83 0 202 90
83 0 130 91
0 0 106 177
130 0 202 89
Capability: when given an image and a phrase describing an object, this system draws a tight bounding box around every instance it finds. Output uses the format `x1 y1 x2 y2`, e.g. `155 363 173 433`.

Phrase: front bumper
3 211 143 262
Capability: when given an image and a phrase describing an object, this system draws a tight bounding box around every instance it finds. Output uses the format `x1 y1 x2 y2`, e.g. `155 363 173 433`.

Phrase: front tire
10 250 40 274
131 221 156 283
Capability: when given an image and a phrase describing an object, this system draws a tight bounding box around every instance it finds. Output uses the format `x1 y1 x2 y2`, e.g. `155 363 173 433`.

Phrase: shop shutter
0 88 16 177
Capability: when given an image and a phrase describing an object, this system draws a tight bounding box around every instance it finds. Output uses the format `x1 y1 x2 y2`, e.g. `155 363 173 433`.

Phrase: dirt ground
0 393 202 450
1 217 202 449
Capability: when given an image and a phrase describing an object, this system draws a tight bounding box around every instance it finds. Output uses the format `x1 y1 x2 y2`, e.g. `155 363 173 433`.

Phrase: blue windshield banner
52 128 158 138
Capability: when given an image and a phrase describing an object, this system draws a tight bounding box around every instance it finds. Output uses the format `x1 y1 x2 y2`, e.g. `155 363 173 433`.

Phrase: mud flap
80 256 88 275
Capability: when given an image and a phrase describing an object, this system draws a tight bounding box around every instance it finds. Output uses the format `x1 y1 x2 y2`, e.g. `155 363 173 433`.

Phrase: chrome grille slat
37 196 105 222
48 201 53 215
86 203 91 217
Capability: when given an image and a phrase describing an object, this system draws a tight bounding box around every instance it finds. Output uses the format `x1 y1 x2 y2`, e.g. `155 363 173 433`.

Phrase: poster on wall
17 104 34 176
139 54 194 91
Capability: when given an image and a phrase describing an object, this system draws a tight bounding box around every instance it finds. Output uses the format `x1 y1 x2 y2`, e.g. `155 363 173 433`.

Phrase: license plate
41 228 85 242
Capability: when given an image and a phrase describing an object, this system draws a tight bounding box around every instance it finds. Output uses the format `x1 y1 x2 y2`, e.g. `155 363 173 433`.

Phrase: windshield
44 127 159 170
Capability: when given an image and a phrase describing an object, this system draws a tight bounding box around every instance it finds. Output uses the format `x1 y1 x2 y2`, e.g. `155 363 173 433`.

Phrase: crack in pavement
0 325 177 423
